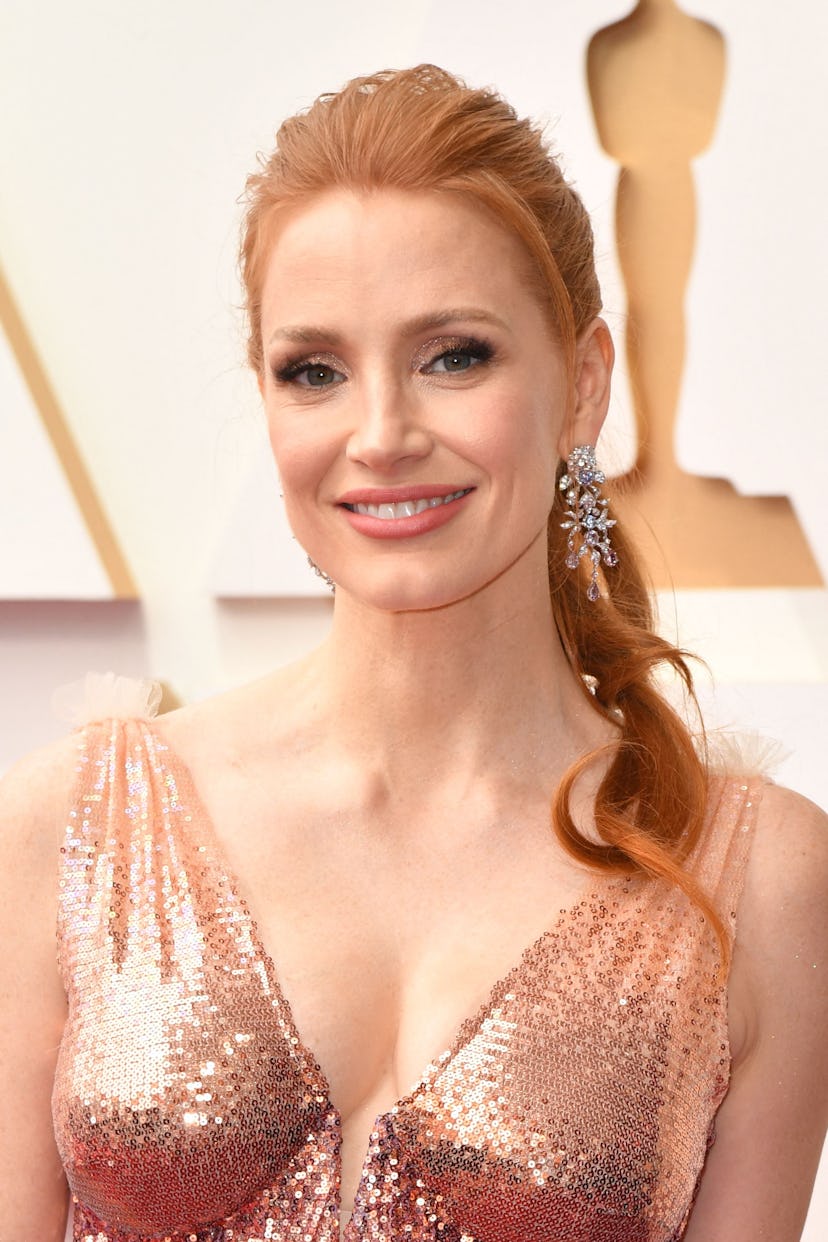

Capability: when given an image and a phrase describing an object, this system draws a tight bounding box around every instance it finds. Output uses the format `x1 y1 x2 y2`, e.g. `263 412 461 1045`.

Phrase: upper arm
684 783 828 1240
0 739 75 1239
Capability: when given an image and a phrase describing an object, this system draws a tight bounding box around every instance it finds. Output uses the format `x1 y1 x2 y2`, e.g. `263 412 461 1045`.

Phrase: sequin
53 720 761 1240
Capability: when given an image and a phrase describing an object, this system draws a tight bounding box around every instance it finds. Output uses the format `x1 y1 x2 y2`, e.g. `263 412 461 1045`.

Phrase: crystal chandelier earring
559 445 618 602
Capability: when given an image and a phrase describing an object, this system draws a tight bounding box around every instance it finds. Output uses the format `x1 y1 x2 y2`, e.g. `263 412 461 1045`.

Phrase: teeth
353 491 468 519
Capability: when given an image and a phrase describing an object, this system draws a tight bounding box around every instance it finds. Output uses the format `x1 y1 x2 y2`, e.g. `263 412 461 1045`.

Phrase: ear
257 368 266 399
558 317 614 458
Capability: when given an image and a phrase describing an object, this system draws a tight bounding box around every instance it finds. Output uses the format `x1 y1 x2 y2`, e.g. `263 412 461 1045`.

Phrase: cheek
267 413 329 493
466 392 561 489
267 435 321 549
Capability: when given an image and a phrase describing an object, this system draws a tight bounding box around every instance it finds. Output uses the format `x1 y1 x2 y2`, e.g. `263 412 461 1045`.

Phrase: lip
337 486 474 540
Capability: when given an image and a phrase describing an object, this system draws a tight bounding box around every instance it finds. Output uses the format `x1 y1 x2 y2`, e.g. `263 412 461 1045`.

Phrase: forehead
258 188 547 332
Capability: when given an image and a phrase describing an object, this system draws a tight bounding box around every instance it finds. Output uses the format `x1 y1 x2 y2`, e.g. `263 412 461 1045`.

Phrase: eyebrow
267 307 511 348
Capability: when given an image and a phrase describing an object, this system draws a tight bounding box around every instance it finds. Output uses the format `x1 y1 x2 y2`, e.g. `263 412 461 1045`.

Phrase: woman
1 65 826 1241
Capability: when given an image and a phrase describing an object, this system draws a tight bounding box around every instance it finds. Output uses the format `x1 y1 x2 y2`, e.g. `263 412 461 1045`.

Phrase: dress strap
695 775 766 941
57 719 152 994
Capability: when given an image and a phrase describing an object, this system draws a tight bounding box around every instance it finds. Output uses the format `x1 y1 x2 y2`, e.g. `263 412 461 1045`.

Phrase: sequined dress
52 699 761 1242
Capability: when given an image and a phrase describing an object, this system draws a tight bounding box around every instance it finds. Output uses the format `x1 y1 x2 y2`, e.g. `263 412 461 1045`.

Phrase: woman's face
258 188 608 612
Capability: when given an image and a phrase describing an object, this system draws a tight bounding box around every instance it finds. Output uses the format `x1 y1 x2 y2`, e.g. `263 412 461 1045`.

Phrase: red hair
239 65 725 961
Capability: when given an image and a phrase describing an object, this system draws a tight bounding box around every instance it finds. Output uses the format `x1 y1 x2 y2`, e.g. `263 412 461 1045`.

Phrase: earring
559 445 618 602
307 555 335 592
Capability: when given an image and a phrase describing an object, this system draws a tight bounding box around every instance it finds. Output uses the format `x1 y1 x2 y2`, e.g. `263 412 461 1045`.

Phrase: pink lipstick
337 485 474 539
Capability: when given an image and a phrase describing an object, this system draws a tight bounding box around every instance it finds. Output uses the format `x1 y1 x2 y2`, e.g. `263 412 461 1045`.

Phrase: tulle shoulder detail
52 671 162 727
704 727 788 780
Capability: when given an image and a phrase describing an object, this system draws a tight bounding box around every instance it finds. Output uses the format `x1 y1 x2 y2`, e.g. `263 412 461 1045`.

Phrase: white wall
0 1 825 1232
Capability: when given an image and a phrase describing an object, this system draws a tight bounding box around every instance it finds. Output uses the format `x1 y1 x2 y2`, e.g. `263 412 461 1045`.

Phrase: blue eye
299 364 341 387
432 351 474 372
425 339 494 375
275 360 345 388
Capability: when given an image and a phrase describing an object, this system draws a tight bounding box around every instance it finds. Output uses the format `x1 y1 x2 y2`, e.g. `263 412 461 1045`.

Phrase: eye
422 338 494 375
296 363 343 388
431 351 474 373
273 359 346 389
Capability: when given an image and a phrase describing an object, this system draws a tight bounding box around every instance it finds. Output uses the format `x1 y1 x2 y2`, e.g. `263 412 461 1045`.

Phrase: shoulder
728 780 828 1061
154 661 321 771
0 734 84 957
685 783 828 1234
0 733 81 868
0 735 79 1012
742 781 828 933
1 731 80 796
0 744 77 1236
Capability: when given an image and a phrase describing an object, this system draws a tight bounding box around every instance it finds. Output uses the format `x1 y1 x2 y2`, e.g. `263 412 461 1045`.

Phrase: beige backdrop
1 1 826 1230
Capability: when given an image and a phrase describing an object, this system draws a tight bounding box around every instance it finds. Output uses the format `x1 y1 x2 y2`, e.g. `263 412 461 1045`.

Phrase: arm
684 783 828 1240
0 739 76 1240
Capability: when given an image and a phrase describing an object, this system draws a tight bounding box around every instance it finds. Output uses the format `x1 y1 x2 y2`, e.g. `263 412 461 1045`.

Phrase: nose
345 374 432 473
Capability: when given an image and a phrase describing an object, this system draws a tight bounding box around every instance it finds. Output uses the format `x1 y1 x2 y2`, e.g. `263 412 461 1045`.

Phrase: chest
53 722 732 1241
56 846 724 1240
196 764 604 1121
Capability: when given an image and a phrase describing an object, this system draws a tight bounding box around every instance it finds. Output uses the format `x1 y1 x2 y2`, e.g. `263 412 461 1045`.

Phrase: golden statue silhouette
587 0 821 587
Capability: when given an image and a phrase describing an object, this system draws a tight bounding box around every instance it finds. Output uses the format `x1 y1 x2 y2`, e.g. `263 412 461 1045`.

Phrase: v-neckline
138 717 626 1207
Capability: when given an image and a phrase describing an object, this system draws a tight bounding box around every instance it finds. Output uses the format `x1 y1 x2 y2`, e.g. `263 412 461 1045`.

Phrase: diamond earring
559 445 618 602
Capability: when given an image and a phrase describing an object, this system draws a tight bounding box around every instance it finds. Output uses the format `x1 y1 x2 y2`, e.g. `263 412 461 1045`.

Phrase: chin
344 582 462 615
338 561 508 615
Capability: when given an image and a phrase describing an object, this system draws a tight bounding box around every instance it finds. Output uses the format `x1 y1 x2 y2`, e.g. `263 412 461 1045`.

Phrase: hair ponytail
240 64 729 965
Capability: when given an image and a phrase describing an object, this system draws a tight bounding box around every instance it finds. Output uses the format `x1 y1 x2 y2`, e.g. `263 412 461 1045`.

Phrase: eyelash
273 356 343 386
271 335 495 388
421 336 494 374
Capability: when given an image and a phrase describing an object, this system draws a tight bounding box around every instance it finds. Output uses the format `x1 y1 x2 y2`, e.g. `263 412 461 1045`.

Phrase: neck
305 543 609 800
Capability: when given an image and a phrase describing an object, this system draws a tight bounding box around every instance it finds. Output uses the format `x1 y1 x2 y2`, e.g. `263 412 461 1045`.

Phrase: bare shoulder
154 661 322 772
729 779 828 1060
0 730 78 970
741 780 828 933
753 777 828 840
685 782 827 1236
0 731 82 971
1 730 79 796
0 732 81 872
0 738 75 1236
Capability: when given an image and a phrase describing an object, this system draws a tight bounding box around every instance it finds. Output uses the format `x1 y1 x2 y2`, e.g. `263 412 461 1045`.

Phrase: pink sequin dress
52 703 761 1241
